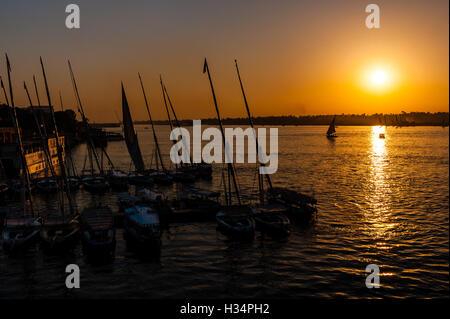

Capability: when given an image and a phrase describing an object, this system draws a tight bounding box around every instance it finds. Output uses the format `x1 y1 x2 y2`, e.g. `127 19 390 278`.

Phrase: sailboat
203 58 255 239
121 82 155 188
2 54 41 252
68 61 109 193
234 60 290 237
326 116 337 138
231 60 317 223
160 77 212 181
159 76 196 184
36 57 80 250
120 80 163 251
137 74 172 186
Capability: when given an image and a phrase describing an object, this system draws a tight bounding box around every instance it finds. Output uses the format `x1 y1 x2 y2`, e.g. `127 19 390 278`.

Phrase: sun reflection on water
364 126 396 249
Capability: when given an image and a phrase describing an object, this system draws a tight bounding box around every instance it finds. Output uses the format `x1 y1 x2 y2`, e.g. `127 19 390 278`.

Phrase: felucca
203 58 254 239
326 116 337 138
37 57 80 250
233 59 317 223
2 54 41 252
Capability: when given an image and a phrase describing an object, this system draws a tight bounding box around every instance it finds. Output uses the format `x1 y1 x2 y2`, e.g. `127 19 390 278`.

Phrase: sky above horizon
0 0 448 122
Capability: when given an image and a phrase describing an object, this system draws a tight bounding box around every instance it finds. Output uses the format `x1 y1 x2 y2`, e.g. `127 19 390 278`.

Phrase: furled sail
122 84 145 172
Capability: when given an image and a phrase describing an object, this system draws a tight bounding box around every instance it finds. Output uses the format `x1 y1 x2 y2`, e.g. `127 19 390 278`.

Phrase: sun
370 69 389 87
360 65 396 93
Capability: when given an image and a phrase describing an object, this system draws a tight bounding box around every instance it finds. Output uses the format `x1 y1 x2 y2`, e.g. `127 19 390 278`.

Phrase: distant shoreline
92 112 449 128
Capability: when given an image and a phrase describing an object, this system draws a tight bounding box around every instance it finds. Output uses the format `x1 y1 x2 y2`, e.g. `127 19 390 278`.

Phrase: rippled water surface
1 125 448 298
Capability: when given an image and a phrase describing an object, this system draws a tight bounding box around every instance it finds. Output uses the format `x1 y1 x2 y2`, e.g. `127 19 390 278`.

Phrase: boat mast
234 60 273 202
138 73 166 172
4 54 35 217
67 60 103 175
159 78 178 170
203 58 241 205
40 56 76 218
0 76 10 106
161 77 194 166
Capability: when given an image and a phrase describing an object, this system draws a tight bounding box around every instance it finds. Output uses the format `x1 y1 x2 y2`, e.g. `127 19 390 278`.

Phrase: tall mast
24 81 66 211
24 82 57 179
5 54 35 217
40 56 76 218
138 73 165 171
0 76 10 106
203 58 241 205
159 76 178 169
67 60 103 175
234 60 273 199
161 77 194 166
59 90 64 111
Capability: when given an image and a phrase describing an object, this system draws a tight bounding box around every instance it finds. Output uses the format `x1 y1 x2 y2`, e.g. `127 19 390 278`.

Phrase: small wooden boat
169 169 195 183
138 188 164 203
2 217 41 251
68 176 81 191
148 170 173 185
117 192 140 211
80 206 115 256
167 187 221 223
128 172 154 186
106 169 129 191
82 176 109 193
251 205 290 237
123 205 161 248
36 178 58 193
216 206 255 239
40 215 80 250
266 187 317 222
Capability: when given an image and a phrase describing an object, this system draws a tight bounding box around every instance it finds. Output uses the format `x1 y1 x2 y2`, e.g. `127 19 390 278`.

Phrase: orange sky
0 0 448 122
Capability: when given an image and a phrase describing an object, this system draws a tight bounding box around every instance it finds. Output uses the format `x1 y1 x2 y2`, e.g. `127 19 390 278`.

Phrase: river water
0 125 448 298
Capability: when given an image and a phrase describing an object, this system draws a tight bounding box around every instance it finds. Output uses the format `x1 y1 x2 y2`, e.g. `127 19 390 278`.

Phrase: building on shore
0 126 64 180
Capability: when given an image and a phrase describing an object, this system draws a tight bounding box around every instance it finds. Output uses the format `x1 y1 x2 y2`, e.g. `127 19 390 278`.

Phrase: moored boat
167 187 221 223
40 215 80 250
2 217 41 251
123 205 161 249
68 176 81 191
216 206 255 239
251 204 290 237
36 177 58 193
106 169 129 191
80 206 115 256
266 187 317 222
128 172 154 186
82 175 109 193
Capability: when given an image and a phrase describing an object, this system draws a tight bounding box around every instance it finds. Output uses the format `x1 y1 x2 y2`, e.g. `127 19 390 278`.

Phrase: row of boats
0 55 318 258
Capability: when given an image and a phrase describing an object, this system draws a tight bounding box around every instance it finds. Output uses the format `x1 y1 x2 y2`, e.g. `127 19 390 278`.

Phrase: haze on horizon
0 0 448 123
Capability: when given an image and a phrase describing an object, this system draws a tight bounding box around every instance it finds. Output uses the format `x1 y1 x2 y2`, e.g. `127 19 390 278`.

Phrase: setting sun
370 69 389 87
359 64 398 95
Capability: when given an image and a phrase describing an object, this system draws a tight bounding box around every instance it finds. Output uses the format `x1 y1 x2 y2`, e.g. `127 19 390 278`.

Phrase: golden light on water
364 125 397 256
372 126 386 156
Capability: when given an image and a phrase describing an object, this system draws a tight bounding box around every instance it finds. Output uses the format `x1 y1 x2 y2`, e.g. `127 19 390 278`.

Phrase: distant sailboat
326 116 337 138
